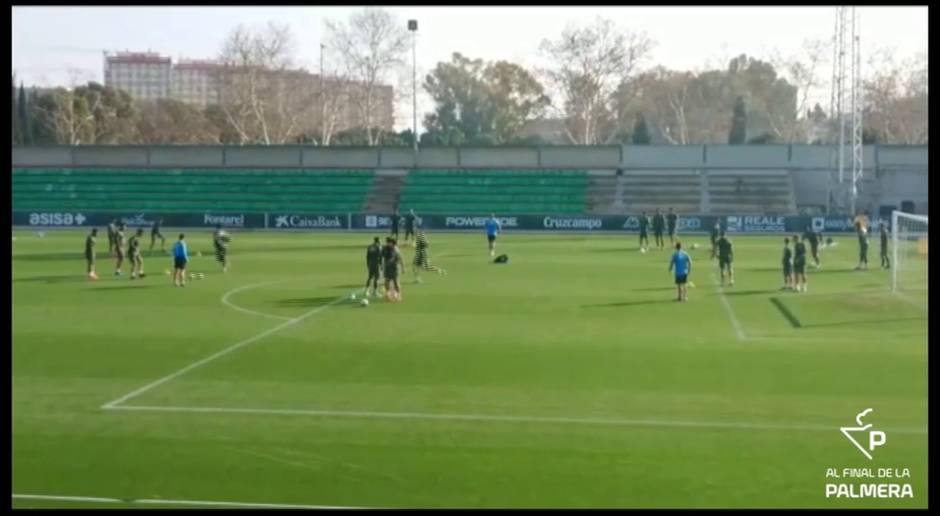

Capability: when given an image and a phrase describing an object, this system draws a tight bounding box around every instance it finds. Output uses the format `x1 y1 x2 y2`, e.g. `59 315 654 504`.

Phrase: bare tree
216 22 316 145
769 38 830 142
539 16 654 145
325 8 409 146
864 51 928 144
136 99 221 144
33 88 94 144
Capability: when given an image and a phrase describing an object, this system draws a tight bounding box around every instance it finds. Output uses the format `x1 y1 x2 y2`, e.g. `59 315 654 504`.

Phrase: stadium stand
397 169 589 214
706 172 796 215
11 168 375 213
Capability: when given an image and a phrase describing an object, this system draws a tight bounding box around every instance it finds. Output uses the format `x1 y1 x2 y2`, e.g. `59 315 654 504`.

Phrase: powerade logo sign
204 213 245 227
726 215 786 233
445 216 519 228
543 217 603 230
813 216 856 232
28 212 86 226
623 216 640 229
273 214 343 229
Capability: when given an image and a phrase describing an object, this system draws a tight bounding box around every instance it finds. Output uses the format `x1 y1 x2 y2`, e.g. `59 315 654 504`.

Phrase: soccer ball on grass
359 298 370 307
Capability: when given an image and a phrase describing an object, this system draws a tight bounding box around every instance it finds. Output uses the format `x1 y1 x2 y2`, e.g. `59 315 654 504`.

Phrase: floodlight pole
320 43 326 146
409 19 418 154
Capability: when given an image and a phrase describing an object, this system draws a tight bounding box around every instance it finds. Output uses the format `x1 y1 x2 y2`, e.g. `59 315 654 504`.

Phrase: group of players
363 208 464 302
84 218 231 285
81 208 887 302
646 209 890 301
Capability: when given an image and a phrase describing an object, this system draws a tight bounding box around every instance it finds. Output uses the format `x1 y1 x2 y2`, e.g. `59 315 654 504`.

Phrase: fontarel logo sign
204 213 245 227
273 214 343 229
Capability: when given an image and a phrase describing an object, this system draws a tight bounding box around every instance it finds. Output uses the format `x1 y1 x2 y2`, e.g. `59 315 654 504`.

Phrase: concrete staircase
362 171 407 213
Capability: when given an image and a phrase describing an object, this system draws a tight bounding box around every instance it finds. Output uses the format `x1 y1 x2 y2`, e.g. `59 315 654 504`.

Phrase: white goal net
891 211 928 298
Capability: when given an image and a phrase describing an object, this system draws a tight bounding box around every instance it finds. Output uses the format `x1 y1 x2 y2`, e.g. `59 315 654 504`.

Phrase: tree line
12 10 928 147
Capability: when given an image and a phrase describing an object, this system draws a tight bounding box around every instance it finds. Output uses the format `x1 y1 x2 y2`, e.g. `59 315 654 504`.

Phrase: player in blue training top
485 213 501 257
668 241 693 302
172 233 189 287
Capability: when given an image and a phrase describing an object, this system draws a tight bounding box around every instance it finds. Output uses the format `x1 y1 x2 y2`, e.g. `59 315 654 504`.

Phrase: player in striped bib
413 228 446 283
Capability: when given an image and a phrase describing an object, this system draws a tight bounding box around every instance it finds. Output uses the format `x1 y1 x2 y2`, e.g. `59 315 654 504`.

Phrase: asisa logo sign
28 212 86 226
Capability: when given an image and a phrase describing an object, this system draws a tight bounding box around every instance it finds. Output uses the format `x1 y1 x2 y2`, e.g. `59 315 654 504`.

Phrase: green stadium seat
11 168 375 213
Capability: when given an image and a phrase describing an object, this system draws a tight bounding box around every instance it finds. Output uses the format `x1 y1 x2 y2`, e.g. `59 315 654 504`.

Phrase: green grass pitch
12 229 927 508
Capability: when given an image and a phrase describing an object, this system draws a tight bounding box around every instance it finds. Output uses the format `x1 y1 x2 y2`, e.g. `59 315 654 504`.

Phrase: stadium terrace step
398 169 589 214
12 168 375 214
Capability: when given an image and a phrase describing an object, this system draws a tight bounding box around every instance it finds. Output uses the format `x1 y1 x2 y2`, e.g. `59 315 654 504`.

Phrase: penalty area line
712 273 748 341
100 290 355 409
11 493 368 509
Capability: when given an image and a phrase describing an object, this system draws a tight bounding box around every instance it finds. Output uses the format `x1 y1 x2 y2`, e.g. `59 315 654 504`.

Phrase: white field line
711 273 748 341
11 493 368 509
101 403 928 435
221 281 292 321
824 252 928 312
101 290 355 409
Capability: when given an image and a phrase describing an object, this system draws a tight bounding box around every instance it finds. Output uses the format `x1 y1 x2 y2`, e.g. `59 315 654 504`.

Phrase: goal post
891 210 928 293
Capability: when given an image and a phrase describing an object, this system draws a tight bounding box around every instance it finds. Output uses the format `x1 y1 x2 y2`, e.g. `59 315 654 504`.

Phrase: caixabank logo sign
824 409 914 500
273 214 343 229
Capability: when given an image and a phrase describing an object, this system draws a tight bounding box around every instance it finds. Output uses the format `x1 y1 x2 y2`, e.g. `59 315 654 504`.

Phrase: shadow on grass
720 289 780 297
803 316 926 328
13 274 86 284
582 298 682 308
12 252 82 263
590 248 635 253
274 296 340 307
332 284 363 289
810 268 857 274
89 284 157 291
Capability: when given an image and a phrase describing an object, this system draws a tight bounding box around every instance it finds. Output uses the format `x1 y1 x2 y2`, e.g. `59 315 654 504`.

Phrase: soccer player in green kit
716 231 734 287
652 209 666 250
793 234 808 292
666 207 679 245
854 221 869 270
638 211 651 251
803 225 821 268
128 228 146 279
709 220 721 259
365 237 383 297
114 222 127 276
880 222 891 269
382 238 405 302
781 237 793 290
85 228 98 280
